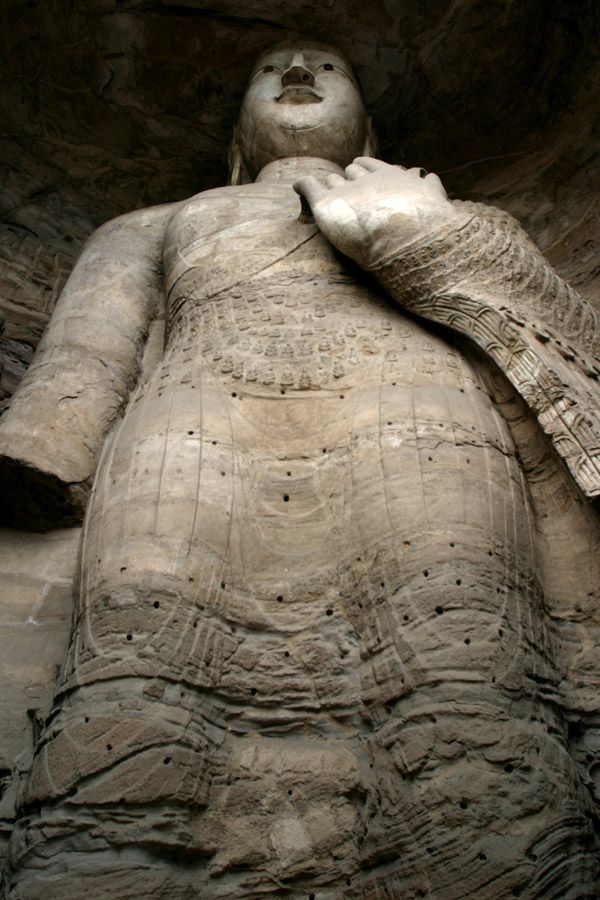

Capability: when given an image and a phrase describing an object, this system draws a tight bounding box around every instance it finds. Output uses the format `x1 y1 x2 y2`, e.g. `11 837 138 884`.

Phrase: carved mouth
276 86 323 104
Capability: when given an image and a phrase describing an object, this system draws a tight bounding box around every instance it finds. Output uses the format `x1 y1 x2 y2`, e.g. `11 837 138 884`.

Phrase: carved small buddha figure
2 41 600 900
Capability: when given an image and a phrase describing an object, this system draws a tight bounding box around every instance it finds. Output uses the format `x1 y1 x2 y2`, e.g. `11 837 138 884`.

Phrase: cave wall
0 0 599 877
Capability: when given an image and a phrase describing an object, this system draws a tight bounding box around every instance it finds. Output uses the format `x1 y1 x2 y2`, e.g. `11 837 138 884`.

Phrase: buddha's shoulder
94 183 297 247
183 181 297 212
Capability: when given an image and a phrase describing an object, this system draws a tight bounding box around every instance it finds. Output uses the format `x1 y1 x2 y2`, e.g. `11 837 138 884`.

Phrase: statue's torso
70 183 537 700
34 184 591 898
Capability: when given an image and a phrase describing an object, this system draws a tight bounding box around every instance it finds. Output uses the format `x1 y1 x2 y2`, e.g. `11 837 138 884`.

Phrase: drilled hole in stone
488 550 493 556
287 789 292 796
106 744 112 751
428 456 433 461
84 716 89 723
287 471 292 476
426 847 434 854
163 757 171 765
492 676 496 683
504 763 514 773
387 421 392 425
498 629 504 637
479 852 487 861
466 458 470 464
283 494 289 502
154 601 160 608
403 615 409 622
340 394 344 399
126 634 132 641
120 566 127 573
277 596 283 603
322 448 327 453
221 581 226 589
250 688 257 696
423 570 429 577
284 651 290 657
435 606 443 615
326 608 333 616
403 540 410 546
188 430 194 435
231 392 237 397
465 638 471 644
460 800 468 809
193 621 198 629
280 389 286 395
188 577 194 584
456 579 462 585
221 471 226 477
450 542 455 547
512 889 522 898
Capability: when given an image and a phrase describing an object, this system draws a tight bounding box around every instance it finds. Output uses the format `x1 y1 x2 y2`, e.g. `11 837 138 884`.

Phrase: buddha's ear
227 125 252 185
362 116 379 159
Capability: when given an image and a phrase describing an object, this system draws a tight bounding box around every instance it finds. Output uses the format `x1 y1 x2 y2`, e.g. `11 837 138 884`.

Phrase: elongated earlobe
362 116 379 159
227 125 252 185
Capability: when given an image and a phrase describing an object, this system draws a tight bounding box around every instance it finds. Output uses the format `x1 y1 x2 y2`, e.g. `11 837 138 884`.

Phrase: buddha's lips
276 86 323 104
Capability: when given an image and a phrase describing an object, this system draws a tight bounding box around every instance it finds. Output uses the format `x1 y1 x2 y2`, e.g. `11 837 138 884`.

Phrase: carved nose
281 64 315 87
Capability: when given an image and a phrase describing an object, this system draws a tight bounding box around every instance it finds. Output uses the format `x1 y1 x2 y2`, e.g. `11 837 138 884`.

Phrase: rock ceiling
1 0 599 401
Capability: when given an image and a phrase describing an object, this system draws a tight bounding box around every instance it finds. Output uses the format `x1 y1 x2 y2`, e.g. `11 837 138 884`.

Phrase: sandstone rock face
1 8 600 900
0 528 79 866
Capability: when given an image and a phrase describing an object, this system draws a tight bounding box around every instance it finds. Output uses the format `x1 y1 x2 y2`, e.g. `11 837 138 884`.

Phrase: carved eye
323 63 334 71
263 65 275 73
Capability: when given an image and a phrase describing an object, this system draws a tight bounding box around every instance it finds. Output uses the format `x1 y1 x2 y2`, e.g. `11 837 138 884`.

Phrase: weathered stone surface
0 528 79 866
1 10 600 900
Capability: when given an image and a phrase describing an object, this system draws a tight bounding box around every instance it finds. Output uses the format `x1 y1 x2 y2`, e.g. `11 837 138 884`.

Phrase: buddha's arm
0 203 176 530
294 159 600 506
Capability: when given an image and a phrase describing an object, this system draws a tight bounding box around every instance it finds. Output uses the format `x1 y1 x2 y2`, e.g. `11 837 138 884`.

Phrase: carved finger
325 173 346 188
424 171 449 199
344 163 368 180
352 157 387 172
293 175 328 207
407 167 429 178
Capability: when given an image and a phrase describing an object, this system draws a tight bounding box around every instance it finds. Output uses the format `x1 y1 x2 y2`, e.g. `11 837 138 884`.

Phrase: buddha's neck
255 157 344 185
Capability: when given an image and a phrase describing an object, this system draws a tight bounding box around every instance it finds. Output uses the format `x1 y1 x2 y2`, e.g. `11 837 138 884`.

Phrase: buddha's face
238 42 368 178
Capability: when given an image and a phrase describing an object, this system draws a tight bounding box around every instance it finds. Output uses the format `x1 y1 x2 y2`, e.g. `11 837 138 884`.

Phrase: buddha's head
230 41 376 182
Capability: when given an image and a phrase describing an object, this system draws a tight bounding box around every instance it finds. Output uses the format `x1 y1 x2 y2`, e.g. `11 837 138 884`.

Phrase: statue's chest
162 191 436 394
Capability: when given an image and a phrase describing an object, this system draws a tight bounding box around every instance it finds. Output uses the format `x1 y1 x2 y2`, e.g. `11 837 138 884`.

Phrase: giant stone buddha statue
1 41 600 900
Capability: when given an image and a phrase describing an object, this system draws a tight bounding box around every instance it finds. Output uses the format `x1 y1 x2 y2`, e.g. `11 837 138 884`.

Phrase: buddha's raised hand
294 157 470 270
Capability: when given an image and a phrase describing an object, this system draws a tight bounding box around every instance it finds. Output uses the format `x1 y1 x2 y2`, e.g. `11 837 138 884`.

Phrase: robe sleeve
367 202 600 506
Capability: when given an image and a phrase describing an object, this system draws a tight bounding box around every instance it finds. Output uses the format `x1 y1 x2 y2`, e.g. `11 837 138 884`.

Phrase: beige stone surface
0 528 79 866
0 28 600 900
